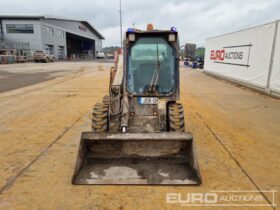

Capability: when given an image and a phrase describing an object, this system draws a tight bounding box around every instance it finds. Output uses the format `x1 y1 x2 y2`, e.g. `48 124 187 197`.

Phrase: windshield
127 37 176 94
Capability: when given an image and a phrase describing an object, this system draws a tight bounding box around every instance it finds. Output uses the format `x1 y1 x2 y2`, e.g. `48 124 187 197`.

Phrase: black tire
102 95 110 106
92 102 109 132
168 103 185 132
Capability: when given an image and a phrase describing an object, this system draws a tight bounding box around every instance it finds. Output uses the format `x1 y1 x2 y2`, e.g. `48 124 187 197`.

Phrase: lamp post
119 0 123 48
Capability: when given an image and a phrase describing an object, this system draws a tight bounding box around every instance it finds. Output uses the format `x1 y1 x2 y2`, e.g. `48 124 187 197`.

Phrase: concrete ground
0 61 112 93
0 62 279 210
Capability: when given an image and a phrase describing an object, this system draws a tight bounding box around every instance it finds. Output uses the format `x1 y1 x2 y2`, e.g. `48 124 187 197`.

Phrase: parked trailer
204 20 280 98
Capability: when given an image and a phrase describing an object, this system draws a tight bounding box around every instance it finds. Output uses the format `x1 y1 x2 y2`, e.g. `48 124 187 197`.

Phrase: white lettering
166 193 178 203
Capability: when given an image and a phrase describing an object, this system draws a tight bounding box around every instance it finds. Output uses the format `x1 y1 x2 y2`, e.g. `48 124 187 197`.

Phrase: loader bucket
72 132 201 185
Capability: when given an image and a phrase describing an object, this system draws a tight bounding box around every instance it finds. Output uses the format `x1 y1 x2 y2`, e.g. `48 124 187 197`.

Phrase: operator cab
125 25 179 96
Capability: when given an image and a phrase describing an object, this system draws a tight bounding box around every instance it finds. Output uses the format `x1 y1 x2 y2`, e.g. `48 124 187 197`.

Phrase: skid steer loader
72 24 201 185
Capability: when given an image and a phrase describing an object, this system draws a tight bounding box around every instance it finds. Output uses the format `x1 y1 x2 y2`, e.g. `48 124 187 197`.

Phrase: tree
195 47 205 58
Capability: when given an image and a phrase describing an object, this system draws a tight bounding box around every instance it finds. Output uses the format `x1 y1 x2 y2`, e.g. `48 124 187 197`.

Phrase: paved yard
0 62 279 209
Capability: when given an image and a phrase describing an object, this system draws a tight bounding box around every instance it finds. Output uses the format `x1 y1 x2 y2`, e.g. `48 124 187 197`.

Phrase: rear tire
168 103 185 132
92 102 109 132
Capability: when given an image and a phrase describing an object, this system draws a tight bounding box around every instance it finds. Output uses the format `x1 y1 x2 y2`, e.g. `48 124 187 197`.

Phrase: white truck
96 51 105 59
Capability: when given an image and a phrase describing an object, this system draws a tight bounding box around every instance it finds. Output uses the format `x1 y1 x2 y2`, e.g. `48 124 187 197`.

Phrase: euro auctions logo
167 192 218 204
211 49 225 61
210 44 252 67
166 190 277 207
210 50 244 61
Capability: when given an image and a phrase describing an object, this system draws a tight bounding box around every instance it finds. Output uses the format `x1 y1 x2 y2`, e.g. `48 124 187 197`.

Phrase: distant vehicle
17 55 27 63
34 51 55 63
196 57 204 69
192 61 198 69
25 50 34 62
16 50 33 63
184 58 191 66
96 51 105 59
184 57 204 69
105 53 114 59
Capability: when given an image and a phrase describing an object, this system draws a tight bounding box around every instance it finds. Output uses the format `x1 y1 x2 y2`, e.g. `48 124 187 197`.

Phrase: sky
1 0 280 47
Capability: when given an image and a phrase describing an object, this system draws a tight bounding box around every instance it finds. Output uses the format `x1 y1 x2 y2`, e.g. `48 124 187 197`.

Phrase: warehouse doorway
66 32 95 59
45 44 54 55
58 46 65 60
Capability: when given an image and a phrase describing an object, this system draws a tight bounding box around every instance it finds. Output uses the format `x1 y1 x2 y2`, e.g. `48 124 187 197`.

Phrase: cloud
0 0 280 47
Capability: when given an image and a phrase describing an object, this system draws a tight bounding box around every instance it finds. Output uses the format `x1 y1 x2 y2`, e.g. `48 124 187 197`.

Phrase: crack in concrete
0 111 88 194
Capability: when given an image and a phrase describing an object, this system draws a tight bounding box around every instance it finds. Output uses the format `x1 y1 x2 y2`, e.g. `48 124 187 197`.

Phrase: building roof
0 14 104 39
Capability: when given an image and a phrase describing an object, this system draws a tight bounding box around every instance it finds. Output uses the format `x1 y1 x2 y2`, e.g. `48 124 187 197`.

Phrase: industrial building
0 15 104 59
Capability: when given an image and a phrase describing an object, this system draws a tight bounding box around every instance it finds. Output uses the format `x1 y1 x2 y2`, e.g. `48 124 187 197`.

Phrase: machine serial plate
138 97 158 104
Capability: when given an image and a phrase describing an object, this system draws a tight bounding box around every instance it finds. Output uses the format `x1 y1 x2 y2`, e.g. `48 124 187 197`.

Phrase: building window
42 26 54 36
6 24 34 33
55 29 64 38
